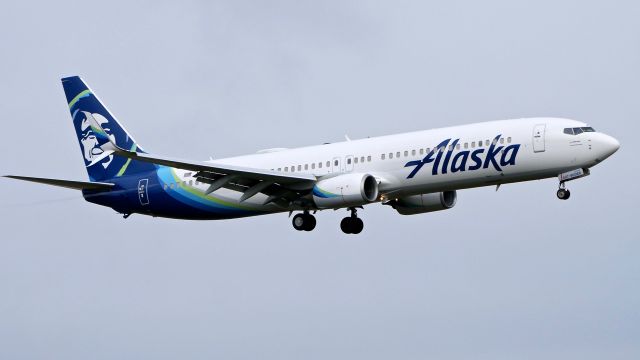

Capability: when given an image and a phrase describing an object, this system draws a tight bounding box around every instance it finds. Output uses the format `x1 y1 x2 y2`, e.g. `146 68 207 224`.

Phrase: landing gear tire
292 213 316 231
340 208 364 234
304 214 316 231
556 188 571 200
340 217 352 233
340 217 364 234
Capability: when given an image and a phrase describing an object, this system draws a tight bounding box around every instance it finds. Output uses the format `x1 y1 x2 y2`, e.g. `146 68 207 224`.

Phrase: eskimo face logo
405 134 521 178
78 111 115 168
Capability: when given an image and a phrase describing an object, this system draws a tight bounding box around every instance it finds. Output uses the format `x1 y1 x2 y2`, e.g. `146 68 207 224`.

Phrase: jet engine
387 191 457 215
312 173 379 208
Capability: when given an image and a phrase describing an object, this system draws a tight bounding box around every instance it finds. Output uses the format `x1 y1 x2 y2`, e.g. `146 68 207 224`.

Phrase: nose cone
596 133 620 161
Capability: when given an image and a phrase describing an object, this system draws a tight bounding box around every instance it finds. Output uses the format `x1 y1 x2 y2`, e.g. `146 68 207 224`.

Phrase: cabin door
533 124 546 152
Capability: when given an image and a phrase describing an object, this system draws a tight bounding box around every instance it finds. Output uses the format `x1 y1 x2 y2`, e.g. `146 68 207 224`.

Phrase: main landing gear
292 211 316 231
340 207 364 234
291 208 365 234
557 182 571 200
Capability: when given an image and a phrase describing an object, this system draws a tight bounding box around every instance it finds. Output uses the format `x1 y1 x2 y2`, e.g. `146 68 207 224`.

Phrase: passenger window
170 183 175 189
464 143 468 149
500 138 504 144
411 149 416 156
425 148 430 153
448 145 453 151
471 141 475 148
284 167 288 172
347 158 352 165
334 160 338 166
456 144 460 150
291 166 295 172
389 152 393 159
485 140 490 146
404 151 408 157
492 139 498 145
164 184 168 190
381 154 386 160
189 180 193 186
367 155 371 162
420 149 424 155
354 157 358 164
311 163 315 169
297 165 301 171
507 137 512 143
326 161 330 167
319 162 323 168
479 140 483 146
396 151 401 158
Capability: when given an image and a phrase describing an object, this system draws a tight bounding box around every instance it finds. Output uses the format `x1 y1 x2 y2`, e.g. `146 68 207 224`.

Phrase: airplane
5 76 620 234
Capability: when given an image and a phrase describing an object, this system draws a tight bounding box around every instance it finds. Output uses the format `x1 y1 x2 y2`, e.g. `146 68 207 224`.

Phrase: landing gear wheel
304 214 316 231
340 207 364 234
556 188 571 200
292 213 316 231
351 218 363 234
292 214 306 231
340 217 353 234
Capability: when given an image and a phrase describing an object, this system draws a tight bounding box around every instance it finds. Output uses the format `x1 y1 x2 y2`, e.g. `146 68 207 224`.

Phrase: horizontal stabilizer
4 175 115 191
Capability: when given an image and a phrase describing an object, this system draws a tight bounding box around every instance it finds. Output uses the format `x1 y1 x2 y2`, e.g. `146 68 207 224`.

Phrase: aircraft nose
596 133 620 160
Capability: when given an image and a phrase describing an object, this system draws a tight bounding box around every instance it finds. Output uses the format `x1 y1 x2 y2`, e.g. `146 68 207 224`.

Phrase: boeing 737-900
5 77 620 234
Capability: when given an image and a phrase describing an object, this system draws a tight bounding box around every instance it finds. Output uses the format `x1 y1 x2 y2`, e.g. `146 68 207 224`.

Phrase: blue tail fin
62 76 155 181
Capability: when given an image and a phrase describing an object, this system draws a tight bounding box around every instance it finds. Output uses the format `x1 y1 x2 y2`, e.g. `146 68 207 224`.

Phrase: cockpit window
563 127 596 135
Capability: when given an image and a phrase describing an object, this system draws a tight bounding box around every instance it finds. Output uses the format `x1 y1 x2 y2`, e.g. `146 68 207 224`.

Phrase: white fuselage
165 117 619 212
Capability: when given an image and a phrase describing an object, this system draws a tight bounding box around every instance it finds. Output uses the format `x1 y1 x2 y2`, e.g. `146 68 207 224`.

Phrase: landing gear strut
340 207 364 234
557 182 571 200
292 211 316 231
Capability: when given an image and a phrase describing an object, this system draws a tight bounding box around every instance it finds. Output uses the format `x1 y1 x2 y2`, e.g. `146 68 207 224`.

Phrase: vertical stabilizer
62 76 155 181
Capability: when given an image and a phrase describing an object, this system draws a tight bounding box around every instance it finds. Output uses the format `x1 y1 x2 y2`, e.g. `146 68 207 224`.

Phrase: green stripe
68 89 91 109
115 144 137 177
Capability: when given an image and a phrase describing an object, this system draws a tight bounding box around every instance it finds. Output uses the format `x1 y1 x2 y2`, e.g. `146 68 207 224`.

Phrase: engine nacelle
312 173 379 209
389 191 457 215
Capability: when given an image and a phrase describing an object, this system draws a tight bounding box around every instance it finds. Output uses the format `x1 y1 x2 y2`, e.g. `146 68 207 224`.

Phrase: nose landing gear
557 182 571 200
292 211 316 231
340 207 364 234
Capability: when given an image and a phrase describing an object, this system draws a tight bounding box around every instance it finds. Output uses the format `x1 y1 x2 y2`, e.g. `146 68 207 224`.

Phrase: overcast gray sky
0 1 638 359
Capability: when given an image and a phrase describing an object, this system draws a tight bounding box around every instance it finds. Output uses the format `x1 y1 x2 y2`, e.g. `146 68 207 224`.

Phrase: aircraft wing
115 151 316 184
93 139 314 207
87 111 316 204
108 150 315 205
